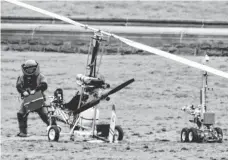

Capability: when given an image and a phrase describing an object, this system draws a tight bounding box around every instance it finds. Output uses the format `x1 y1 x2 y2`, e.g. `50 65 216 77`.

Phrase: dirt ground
1 51 228 160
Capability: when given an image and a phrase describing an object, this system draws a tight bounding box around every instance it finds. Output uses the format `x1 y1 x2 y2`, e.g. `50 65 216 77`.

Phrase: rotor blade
101 78 135 98
112 35 228 79
74 99 100 114
4 0 228 79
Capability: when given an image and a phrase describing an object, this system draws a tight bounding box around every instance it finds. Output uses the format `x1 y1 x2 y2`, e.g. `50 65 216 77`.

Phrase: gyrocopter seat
52 88 82 112
52 86 100 129
53 88 64 104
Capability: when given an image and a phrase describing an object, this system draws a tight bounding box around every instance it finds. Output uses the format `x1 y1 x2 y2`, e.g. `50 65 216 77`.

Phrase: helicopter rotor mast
88 34 102 78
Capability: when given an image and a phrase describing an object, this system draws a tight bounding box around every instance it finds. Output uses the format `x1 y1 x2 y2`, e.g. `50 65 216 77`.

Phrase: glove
23 91 29 97
30 90 36 95
36 82 47 92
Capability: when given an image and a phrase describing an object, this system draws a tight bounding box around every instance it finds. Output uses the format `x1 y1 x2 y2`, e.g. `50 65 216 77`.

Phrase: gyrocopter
45 32 134 142
5 0 228 143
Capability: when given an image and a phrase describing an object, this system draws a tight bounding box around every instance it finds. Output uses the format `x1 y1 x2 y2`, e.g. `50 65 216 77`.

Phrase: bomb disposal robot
181 55 223 143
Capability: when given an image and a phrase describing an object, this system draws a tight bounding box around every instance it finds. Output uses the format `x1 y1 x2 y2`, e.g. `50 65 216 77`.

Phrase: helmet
21 59 40 76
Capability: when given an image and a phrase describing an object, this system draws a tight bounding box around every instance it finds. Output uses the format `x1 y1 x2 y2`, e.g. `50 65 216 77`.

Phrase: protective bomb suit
16 60 53 137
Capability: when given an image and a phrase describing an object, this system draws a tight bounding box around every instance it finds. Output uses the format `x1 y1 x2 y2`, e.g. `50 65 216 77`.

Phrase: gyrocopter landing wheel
181 128 189 142
114 125 124 141
48 126 60 141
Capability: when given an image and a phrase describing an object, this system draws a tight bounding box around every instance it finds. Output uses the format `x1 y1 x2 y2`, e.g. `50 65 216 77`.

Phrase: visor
24 66 37 74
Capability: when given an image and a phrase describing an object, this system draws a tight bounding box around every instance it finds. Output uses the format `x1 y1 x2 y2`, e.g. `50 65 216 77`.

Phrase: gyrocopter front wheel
48 126 60 141
114 125 124 141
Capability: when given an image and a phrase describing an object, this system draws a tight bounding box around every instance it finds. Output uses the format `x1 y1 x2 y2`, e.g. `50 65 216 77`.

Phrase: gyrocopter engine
180 55 223 143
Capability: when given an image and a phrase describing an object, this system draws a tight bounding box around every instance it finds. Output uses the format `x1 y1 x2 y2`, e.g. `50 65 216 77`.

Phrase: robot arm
181 105 195 115
181 104 202 117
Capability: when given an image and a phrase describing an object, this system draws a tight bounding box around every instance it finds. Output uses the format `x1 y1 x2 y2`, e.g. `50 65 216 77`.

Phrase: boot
17 127 28 137
17 112 28 137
